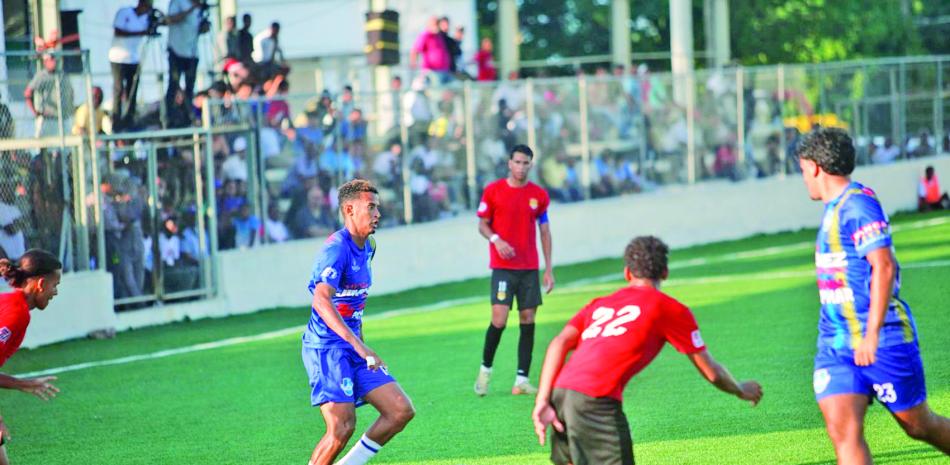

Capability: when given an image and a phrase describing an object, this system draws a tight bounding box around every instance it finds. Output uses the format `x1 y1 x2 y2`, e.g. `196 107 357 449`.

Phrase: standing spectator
918 166 950 211
263 203 289 243
403 77 433 146
71 86 108 136
109 0 152 131
24 53 74 137
340 108 368 158
238 14 255 64
410 16 451 84
253 22 284 77
232 203 261 249
164 0 203 120
474 37 497 81
216 15 240 65
339 85 355 119
438 17 461 75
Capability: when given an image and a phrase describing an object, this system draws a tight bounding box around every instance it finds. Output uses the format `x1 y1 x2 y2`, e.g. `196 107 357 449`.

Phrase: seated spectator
179 210 207 266
339 108 368 158
872 137 900 164
908 131 934 158
0 187 26 260
264 203 289 243
218 180 246 217
159 215 182 268
319 140 356 180
372 141 403 188
918 166 950 211
713 143 739 180
72 86 109 135
289 186 335 239
232 202 261 249
222 136 249 184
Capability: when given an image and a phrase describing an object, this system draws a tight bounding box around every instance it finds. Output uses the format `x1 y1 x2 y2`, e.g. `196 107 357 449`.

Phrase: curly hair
795 128 855 176
337 179 379 209
623 236 669 281
0 249 62 288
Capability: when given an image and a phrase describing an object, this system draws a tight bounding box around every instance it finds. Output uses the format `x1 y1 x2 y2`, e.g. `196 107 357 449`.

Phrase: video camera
146 8 165 36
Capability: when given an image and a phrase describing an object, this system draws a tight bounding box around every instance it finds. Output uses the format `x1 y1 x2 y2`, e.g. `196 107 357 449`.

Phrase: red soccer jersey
553 286 706 401
0 290 31 368
477 179 550 270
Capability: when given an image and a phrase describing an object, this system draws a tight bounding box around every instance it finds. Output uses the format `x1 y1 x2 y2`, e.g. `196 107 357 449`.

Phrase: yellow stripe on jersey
830 188 864 349
891 298 916 343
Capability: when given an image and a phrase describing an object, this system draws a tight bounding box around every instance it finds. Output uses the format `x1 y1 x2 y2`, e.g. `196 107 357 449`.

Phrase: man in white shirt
164 0 203 122
252 22 283 76
109 0 152 131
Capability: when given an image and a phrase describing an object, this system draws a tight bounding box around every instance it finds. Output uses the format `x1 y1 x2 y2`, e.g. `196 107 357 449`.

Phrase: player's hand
494 238 516 260
854 334 879 366
19 376 59 401
354 344 386 372
0 417 10 443
532 402 564 446
543 269 555 294
737 380 763 406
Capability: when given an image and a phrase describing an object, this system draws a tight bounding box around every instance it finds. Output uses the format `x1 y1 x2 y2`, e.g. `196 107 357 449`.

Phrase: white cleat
474 367 491 396
511 380 538 395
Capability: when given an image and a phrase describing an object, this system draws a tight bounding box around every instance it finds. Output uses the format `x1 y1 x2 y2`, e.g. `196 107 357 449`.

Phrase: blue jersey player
303 180 414 465
797 128 950 463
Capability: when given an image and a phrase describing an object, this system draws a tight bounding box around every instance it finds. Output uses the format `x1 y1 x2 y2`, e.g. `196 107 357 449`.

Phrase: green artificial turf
2 211 949 464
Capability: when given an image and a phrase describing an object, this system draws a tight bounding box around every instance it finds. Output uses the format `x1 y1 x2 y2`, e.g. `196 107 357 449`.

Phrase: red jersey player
0 249 62 465
475 144 554 396
532 236 762 465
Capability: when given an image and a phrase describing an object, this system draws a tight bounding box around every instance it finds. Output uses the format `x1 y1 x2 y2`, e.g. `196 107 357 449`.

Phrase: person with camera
108 0 153 132
165 0 206 125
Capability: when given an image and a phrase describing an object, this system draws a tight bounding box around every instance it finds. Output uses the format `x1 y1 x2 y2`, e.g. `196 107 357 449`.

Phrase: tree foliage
476 0 936 71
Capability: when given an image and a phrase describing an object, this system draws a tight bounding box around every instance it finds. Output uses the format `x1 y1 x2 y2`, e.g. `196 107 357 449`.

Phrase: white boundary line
17 216 950 378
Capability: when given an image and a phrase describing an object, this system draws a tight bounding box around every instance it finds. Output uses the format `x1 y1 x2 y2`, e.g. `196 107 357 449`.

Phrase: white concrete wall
15 156 950 346
16 271 116 349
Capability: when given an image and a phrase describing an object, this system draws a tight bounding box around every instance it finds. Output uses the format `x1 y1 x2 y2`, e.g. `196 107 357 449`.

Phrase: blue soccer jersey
303 229 375 349
814 182 917 351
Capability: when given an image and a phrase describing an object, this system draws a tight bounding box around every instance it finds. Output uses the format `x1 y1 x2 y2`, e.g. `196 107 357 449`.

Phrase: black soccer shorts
490 268 542 310
549 388 635 465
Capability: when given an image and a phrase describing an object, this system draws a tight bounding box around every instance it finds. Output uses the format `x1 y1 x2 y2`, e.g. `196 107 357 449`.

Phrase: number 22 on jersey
582 305 642 340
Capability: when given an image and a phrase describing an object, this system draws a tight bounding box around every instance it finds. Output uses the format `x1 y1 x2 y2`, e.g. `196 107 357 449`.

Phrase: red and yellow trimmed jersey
553 286 706 401
477 179 550 270
0 290 31 367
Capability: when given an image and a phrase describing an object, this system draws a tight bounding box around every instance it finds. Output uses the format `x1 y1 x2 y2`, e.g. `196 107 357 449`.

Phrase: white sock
515 375 529 385
335 434 382 465
480 365 492 374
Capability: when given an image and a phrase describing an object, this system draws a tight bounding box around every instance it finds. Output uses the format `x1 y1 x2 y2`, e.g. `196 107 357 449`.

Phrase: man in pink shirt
410 16 451 84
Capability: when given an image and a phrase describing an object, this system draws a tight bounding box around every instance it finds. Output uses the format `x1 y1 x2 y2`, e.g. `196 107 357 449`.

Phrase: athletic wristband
489 234 500 243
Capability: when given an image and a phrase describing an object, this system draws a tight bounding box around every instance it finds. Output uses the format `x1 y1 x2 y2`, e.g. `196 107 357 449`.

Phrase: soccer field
4 211 950 465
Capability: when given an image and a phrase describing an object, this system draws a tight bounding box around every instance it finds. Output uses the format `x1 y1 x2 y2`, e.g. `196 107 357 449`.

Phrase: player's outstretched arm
0 374 59 401
312 283 384 370
687 350 762 406
532 325 580 445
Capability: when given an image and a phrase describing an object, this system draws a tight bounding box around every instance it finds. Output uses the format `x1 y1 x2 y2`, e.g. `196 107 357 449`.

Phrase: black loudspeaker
365 10 399 66
59 10 82 73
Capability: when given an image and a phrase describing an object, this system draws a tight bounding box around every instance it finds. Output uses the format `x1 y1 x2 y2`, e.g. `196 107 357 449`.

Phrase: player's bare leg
309 402 356 465
513 307 537 395
0 445 8 465
891 401 950 453
818 394 872 465
334 382 415 465
362 382 415 444
476 304 511 396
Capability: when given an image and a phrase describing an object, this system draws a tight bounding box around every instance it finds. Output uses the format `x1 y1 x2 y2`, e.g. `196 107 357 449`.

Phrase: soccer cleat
474 368 491 396
511 380 538 395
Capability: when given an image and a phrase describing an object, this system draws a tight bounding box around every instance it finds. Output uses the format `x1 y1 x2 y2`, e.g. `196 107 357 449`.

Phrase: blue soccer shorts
813 342 927 413
302 346 396 407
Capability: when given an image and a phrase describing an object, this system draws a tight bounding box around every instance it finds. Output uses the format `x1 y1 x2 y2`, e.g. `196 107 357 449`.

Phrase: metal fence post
201 98 219 297
525 78 537 154
578 77 592 199
147 143 162 298
685 72 697 184
736 67 746 168
463 81 477 210
936 59 943 152
777 64 788 175
83 51 105 272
